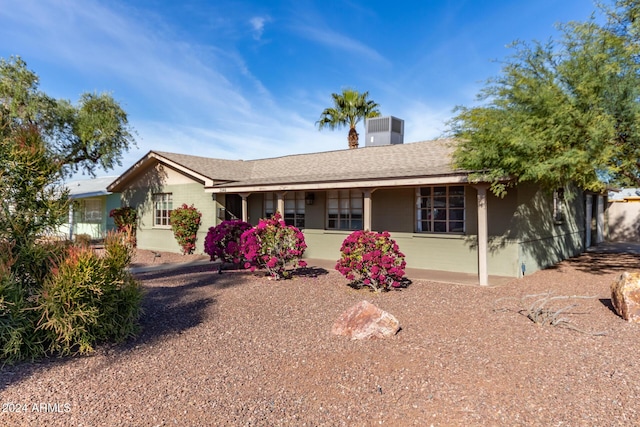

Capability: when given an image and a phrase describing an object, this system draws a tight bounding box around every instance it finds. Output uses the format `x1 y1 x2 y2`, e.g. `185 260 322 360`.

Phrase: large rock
332 300 400 340
611 272 640 323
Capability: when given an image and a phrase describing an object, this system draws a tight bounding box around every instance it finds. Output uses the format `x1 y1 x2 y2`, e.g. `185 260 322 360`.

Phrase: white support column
596 195 604 244
276 192 285 215
363 190 372 231
239 193 250 222
475 184 489 286
68 203 74 241
585 194 592 248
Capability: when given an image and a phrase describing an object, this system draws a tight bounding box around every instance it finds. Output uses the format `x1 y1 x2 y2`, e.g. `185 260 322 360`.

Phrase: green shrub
36 231 143 356
0 239 71 363
0 275 48 363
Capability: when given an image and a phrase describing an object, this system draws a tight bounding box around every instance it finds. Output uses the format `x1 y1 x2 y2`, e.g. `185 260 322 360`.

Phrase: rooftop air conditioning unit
365 116 404 147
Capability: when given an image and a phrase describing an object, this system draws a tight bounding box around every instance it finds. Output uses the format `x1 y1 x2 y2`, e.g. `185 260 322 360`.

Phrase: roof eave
70 191 111 199
108 151 217 192
205 173 476 193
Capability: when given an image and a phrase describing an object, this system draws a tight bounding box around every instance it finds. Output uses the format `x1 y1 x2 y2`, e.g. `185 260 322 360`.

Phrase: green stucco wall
371 188 414 233
122 178 219 254
59 193 121 241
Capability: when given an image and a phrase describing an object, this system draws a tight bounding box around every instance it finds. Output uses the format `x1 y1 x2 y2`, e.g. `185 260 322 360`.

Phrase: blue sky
1 0 597 178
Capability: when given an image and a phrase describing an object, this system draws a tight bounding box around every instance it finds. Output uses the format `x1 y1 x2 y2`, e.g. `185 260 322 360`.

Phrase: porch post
585 194 592 248
363 190 372 231
68 203 74 241
276 192 285 215
239 193 250 222
596 195 604 244
475 184 489 286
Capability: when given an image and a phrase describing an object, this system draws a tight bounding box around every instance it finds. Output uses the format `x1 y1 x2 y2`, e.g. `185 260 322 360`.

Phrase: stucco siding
513 184 585 274
247 193 264 225
607 201 640 242
123 177 217 254
59 193 121 241
371 188 414 233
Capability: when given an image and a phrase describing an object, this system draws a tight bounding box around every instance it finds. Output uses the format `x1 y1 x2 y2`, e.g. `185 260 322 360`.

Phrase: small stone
331 300 401 339
610 272 640 322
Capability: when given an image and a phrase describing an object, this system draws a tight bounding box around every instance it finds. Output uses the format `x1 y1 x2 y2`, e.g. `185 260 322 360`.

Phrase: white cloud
294 24 387 64
249 16 271 41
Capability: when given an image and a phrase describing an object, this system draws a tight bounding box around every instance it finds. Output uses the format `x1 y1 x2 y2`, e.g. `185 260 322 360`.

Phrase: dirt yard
1 249 639 426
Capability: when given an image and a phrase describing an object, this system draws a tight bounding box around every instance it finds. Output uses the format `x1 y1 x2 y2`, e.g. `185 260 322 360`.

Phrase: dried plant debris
495 292 607 335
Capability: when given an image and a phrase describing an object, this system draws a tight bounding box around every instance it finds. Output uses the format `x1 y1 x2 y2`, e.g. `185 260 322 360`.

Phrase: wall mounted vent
365 116 404 147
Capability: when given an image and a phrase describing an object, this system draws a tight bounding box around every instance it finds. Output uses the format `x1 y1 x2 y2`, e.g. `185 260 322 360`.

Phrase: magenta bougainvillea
240 212 307 279
170 204 202 255
204 219 252 264
335 230 406 292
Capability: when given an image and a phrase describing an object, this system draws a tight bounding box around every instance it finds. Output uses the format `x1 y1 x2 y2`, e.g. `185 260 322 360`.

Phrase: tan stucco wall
607 201 640 242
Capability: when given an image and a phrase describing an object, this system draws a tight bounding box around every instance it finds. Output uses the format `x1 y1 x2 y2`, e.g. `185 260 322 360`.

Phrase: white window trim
326 190 364 231
153 193 173 228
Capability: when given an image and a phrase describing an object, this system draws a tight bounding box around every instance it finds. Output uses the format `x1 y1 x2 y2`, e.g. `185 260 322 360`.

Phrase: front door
225 194 242 221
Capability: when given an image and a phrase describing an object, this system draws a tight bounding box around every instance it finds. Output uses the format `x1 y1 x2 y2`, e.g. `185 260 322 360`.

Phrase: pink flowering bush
335 230 407 292
240 212 307 279
204 220 252 265
170 204 202 255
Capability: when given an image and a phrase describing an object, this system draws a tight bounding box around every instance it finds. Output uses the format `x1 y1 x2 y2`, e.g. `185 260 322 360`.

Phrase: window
327 190 363 230
417 186 465 233
82 199 102 223
154 193 173 226
284 192 305 228
265 193 276 218
264 192 305 228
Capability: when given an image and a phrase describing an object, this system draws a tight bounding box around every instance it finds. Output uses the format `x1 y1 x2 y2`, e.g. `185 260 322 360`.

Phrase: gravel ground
1 249 640 426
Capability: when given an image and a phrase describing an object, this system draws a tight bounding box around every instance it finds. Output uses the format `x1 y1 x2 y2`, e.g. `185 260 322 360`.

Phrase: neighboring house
107 118 606 285
607 188 640 242
59 176 121 241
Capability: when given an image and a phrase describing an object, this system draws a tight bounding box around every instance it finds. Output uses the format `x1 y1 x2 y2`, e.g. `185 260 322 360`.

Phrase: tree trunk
348 127 359 149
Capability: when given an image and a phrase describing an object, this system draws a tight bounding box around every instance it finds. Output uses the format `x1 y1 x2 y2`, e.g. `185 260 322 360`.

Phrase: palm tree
316 89 381 149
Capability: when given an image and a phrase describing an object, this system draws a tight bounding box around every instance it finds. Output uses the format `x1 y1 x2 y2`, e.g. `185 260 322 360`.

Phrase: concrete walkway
303 258 515 287
131 242 639 287
130 257 513 287
586 241 640 255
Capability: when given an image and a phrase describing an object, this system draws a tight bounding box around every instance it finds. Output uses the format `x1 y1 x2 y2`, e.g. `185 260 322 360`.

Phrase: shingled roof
153 151 251 181
109 138 468 193
225 138 461 187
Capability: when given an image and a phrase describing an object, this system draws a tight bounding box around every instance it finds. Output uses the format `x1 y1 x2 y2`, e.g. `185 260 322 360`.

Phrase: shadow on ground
560 250 640 276
0 264 254 390
129 264 255 348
